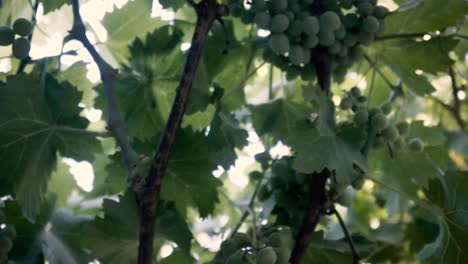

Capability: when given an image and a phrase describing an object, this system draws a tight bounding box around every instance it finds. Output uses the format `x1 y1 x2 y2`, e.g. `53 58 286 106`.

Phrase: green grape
233 233 251 247
12 37 31 59
336 188 354 207
303 34 319 48
220 240 238 256
270 14 290 32
268 233 285 247
252 0 268 12
362 16 380 33
353 109 369 126
357 2 373 16
319 11 341 31
288 20 303 36
241 10 255 24
0 237 12 253
273 247 291 264
0 226 16 239
302 16 320 35
351 176 365 190
254 12 271 29
288 45 304 65
318 30 335 47
393 137 406 150
349 45 363 60
343 33 357 47
358 31 375 45
380 101 392 115
256 246 277 264
408 138 424 152
285 11 295 21
269 33 290 54
0 26 14 46
369 107 383 117
328 42 341 54
334 26 346 40
381 125 399 142
0 211 5 223
373 5 389 19
342 13 359 28
371 113 388 131
350 87 361 97
269 0 288 14
13 18 33 37
340 97 353 110
286 66 301 80
396 121 410 136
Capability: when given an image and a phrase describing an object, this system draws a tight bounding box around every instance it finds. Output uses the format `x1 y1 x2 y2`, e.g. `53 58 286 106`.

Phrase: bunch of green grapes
230 0 389 81
211 228 294 264
0 18 33 59
0 210 16 264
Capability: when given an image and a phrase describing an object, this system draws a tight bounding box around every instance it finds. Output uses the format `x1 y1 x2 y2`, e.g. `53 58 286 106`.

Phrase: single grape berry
357 2 373 16
268 233 285 247
252 0 268 12
354 109 369 126
13 18 33 37
381 125 399 142
269 33 290 55
396 121 410 136
254 12 271 29
340 97 353 110
318 30 335 47
0 237 12 253
362 16 380 33
408 138 424 152
220 240 238 256
257 246 277 264
371 113 388 131
393 137 406 150
288 45 305 65
269 0 288 14
303 34 319 48
350 87 361 98
319 11 341 31
302 16 320 35
12 37 31 59
380 101 392 115
0 26 14 46
270 14 290 32
373 5 389 19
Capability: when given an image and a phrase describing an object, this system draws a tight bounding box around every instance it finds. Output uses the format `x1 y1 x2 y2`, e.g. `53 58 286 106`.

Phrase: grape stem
230 178 263 239
69 0 138 170
331 206 360 264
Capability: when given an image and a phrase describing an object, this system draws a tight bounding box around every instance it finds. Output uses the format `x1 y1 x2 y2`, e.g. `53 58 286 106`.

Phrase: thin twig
69 0 138 169
332 207 360 264
135 1 228 263
230 179 263 238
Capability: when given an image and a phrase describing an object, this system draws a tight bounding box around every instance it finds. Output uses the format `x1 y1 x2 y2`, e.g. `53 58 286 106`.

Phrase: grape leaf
83 192 193 263
386 0 468 34
159 0 185 11
418 171 468 263
379 38 458 95
40 0 67 13
0 74 101 220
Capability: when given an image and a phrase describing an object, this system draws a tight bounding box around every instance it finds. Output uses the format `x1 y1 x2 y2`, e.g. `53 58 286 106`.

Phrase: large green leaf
379 38 458 95
418 171 468 263
0 74 101 220
386 0 468 34
83 192 193 263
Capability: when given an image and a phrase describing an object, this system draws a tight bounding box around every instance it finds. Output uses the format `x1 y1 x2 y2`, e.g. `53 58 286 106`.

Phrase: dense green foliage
0 0 468 263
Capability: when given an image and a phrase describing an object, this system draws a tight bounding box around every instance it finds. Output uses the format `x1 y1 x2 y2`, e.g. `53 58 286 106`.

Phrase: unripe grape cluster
0 210 16 263
210 228 293 264
0 18 33 59
231 0 389 81
339 88 425 154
